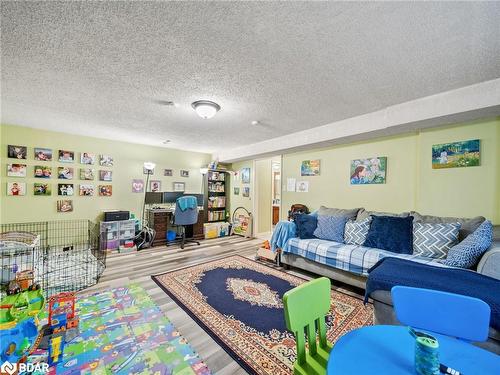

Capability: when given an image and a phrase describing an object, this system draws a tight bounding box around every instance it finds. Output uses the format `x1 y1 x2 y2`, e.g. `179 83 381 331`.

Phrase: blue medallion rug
152 255 373 375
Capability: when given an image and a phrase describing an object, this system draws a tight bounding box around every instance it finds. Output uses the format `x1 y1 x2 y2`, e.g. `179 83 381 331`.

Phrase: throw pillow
356 208 410 221
411 211 485 242
313 215 349 243
444 220 493 268
318 206 360 220
344 217 372 245
363 215 414 254
413 222 460 259
294 213 318 239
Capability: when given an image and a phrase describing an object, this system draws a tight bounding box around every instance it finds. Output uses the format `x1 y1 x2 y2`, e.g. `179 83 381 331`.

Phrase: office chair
172 196 201 249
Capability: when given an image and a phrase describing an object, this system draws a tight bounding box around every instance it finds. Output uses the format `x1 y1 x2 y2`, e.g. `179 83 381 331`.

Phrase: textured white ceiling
1 1 500 154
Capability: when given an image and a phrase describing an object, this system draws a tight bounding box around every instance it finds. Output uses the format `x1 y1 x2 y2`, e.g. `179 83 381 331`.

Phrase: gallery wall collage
6 145 114 213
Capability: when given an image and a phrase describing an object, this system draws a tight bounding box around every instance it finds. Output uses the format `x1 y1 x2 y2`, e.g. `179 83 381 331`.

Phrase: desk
327 325 499 375
147 208 204 246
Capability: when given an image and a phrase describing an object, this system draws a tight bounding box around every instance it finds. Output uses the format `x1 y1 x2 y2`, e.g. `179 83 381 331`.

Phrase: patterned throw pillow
413 222 460 259
344 217 372 245
313 215 349 243
444 220 493 268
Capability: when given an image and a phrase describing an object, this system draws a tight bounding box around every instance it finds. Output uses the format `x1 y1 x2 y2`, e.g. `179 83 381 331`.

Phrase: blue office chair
172 196 200 249
391 286 490 342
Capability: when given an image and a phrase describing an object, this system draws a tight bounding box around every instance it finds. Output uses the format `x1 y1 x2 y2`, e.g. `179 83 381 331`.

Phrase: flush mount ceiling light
191 100 221 119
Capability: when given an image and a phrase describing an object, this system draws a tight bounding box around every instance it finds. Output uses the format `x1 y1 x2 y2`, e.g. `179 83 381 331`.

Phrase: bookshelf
204 170 229 223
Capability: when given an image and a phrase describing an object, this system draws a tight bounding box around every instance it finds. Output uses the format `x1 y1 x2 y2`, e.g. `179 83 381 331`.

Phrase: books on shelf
208 181 225 193
208 210 225 222
208 196 226 208
208 171 225 181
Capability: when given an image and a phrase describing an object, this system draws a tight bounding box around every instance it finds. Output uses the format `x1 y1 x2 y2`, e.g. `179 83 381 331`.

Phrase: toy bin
204 223 219 239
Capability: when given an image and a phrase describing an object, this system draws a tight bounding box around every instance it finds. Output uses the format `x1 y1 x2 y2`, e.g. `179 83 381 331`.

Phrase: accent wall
280 118 500 224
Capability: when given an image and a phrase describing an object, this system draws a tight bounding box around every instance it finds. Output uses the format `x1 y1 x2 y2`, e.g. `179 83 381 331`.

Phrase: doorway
254 155 282 238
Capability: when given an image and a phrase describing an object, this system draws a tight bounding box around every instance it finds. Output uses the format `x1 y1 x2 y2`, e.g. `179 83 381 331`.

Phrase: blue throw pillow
313 215 348 243
294 213 318 239
444 220 492 268
363 215 414 254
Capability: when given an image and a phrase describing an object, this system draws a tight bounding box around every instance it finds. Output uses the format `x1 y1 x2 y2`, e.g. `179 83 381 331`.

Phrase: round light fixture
191 100 221 119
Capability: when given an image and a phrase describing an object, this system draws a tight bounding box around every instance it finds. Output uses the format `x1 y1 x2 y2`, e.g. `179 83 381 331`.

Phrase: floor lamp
142 161 156 226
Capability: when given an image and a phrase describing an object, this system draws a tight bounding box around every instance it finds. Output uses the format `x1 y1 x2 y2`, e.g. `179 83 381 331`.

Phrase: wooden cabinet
147 208 205 247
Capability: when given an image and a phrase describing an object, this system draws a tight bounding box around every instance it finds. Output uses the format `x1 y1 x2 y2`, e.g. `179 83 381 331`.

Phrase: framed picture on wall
34 183 51 196
7 182 26 196
80 168 95 180
34 165 52 178
7 164 27 177
34 148 53 161
301 159 320 176
431 139 480 169
99 170 112 181
180 170 189 177
164 169 173 176
79 184 95 196
58 167 74 180
7 145 27 159
98 185 113 196
173 182 185 192
58 150 75 163
241 168 250 183
58 183 74 196
57 200 73 213
99 155 113 167
233 187 240 195
132 179 144 193
150 180 161 192
80 152 96 165
242 187 250 197
350 157 387 185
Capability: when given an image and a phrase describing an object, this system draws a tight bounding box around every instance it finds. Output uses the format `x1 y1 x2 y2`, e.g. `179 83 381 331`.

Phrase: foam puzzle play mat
1 283 210 374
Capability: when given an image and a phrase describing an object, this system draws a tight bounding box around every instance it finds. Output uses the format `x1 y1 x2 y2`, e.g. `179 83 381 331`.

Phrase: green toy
283 277 333 375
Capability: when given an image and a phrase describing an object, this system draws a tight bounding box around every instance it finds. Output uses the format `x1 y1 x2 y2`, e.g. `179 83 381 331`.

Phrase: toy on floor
0 272 45 364
256 240 277 264
38 292 79 366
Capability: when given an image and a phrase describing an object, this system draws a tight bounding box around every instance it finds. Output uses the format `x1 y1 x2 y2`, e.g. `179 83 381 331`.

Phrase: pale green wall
1 125 211 223
229 160 253 216
279 118 500 224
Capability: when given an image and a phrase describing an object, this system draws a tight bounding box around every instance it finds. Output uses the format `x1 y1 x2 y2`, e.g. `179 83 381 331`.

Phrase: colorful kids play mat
152 256 374 375
30 284 210 374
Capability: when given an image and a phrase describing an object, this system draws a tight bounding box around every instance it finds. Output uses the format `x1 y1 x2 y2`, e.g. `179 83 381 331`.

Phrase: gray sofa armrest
477 240 500 279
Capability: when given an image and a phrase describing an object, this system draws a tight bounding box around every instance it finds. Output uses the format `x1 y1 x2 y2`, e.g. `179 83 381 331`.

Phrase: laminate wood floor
85 236 364 374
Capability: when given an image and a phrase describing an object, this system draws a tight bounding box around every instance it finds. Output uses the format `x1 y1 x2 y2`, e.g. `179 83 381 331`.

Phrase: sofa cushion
364 215 414 254
294 213 317 239
411 211 485 242
444 220 493 268
313 215 348 242
357 208 410 221
318 206 360 220
413 222 460 259
344 217 372 245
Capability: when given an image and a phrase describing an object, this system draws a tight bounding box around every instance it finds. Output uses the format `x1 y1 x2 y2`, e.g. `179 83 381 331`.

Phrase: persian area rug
152 255 373 375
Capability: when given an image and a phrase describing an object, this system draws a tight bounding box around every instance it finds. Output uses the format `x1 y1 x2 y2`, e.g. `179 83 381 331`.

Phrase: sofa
280 207 500 286
278 206 500 353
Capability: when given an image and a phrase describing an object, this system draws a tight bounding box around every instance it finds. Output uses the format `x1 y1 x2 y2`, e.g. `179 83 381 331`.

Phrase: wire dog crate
0 220 106 299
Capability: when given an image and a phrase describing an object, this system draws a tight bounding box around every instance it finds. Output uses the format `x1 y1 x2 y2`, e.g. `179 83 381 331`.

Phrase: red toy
47 292 79 332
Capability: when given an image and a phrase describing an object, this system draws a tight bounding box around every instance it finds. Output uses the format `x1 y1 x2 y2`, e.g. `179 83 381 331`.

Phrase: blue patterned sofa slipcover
284 237 449 276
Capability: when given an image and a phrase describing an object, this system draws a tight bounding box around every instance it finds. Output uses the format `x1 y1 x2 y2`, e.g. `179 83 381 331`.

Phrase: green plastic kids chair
283 277 333 375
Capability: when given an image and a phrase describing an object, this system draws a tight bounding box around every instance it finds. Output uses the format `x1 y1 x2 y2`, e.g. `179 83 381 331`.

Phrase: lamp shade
143 162 156 171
